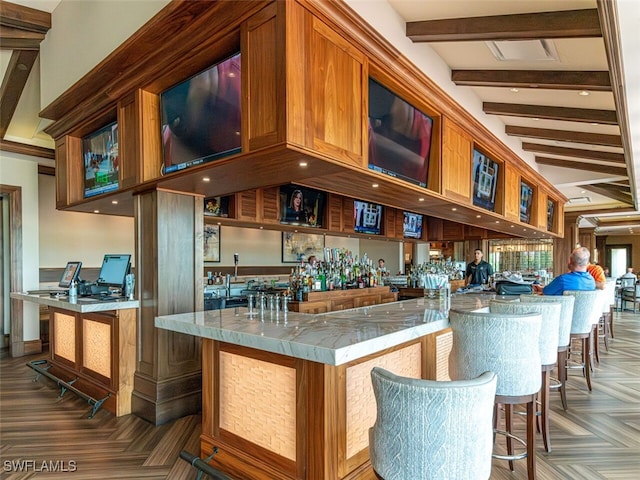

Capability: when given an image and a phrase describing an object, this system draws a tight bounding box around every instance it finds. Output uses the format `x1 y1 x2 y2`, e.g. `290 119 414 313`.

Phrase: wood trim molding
506 125 622 147
0 139 55 159
0 1 52 33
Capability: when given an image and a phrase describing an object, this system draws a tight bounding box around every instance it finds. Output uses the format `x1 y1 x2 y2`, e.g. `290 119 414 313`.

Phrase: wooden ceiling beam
0 25 45 50
0 49 38 138
406 9 601 42
0 1 51 33
589 182 631 196
506 125 622 147
521 142 625 164
535 156 628 176
595 217 640 227
0 139 55 159
581 184 633 204
483 102 617 125
452 70 611 91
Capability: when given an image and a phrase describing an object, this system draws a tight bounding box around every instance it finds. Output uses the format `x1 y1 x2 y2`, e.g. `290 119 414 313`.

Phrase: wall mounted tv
279 185 326 228
520 180 534 224
472 148 499 212
368 78 434 188
403 212 423 239
547 199 555 231
354 200 383 235
83 121 119 198
161 52 241 174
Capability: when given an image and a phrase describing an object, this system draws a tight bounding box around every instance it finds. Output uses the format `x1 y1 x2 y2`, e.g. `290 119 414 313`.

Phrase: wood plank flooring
1 310 638 479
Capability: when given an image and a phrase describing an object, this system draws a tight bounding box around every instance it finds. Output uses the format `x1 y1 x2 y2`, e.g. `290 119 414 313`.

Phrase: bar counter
155 293 501 480
12 292 139 416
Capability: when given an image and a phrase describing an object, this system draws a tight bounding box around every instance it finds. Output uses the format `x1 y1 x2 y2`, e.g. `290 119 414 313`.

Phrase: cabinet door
307 17 366 167
504 164 520 222
441 118 472 203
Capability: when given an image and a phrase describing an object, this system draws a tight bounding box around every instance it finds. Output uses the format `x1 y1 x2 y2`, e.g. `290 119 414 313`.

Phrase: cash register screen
59 261 82 288
97 254 131 288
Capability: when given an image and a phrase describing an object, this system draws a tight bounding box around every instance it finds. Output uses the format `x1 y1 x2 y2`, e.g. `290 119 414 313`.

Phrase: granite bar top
11 292 139 313
155 293 504 366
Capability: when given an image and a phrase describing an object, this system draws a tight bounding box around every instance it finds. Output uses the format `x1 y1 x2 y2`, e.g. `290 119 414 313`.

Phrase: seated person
533 247 595 295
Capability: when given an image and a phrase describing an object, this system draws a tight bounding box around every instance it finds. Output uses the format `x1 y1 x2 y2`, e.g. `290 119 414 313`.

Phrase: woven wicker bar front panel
345 343 422 458
83 318 112 378
54 312 76 363
219 351 297 460
435 329 453 380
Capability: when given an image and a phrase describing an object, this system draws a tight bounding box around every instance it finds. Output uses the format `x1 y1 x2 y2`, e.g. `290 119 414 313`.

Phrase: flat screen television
520 180 534 224
59 261 82 288
403 212 423 239
354 200 383 235
279 185 326 228
161 52 241 174
204 196 231 217
97 254 131 290
472 148 499 212
547 199 555 231
83 122 119 198
368 78 434 188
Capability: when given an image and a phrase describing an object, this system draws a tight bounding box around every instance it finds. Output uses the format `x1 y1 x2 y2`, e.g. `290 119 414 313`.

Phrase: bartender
465 249 494 286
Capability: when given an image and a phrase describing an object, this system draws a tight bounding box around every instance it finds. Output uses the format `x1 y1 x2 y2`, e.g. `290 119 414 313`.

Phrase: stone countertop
11 292 139 313
155 293 503 366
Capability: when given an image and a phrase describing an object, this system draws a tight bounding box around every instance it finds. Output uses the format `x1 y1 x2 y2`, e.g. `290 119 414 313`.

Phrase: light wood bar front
288 286 398 314
156 293 503 479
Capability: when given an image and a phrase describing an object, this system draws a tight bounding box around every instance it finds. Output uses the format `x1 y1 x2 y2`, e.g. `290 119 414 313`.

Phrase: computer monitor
58 261 82 289
97 254 131 290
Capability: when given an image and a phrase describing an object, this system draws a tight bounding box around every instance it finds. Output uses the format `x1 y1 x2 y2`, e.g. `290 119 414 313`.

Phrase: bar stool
449 309 541 480
598 280 616 352
520 294 574 411
369 368 497 480
489 300 560 453
562 290 602 392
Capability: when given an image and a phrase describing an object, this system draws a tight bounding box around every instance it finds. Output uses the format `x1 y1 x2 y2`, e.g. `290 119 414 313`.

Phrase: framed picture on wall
204 224 221 262
282 232 325 263
204 196 230 217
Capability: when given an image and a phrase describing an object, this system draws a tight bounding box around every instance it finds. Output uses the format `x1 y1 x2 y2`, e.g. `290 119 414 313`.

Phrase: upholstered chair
520 294 575 410
562 290 602 392
369 368 497 480
449 309 541 480
490 300 561 453
599 280 617 349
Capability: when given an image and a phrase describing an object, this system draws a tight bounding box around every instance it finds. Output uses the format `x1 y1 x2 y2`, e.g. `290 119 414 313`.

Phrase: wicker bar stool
449 309 541 480
369 368 497 480
489 300 560 453
520 294 574 411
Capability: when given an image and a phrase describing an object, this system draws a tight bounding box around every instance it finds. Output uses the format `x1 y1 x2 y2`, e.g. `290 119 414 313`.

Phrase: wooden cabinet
48 307 136 416
504 164 521 222
289 287 397 313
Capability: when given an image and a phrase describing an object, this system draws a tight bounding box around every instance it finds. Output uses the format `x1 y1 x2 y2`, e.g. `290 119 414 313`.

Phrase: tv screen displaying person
283 189 308 224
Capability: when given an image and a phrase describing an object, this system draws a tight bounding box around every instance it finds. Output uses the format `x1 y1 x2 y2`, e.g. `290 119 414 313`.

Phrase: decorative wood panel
307 16 365 166
442 219 464 241
537 190 549 231
441 117 472 203
504 164 521 222
261 187 279 224
54 136 69 207
236 189 258 221
342 197 355 233
426 216 443 241
327 194 343 232
118 93 138 188
384 208 396 238
395 210 406 240
138 89 162 183
246 3 283 150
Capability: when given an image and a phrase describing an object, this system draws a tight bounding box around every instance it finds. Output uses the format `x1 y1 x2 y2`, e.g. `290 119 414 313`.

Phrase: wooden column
131 189 204 425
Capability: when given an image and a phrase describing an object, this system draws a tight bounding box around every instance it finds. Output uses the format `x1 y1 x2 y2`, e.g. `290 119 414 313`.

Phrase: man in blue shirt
533 247 595 295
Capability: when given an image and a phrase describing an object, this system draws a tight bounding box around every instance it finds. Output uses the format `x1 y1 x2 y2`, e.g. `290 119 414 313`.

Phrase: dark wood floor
1 310 638 479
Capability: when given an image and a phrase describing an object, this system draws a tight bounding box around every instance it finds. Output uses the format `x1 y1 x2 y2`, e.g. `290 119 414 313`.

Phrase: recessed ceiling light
451 207 457 211
581 190 586 194
418 198 425 202
495 220 500 224
202 177 210 182
111 200 118 204
533 118 540 121
476 215 481 218
372 183 379 188
299 161 308 167
578 90 590 96
217 222 221 225
93 210 100 214
510 225 514 228
510 88 519 93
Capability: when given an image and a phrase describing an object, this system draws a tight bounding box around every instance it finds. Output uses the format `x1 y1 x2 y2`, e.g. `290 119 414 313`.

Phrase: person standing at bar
465 249 493 286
